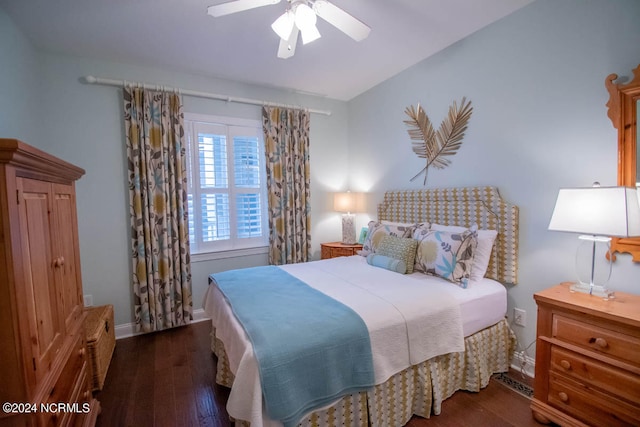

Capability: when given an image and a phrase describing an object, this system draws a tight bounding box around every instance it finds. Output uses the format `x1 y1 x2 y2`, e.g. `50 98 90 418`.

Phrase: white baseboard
510 350 535 379
114 308 210 340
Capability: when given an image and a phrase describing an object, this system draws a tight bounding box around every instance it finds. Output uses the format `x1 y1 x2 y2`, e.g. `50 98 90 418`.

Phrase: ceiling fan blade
313 0 370 42
277 26 299 59
207 0 280 17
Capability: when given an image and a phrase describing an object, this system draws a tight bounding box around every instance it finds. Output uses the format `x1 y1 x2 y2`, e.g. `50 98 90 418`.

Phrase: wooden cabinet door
51 183 83 331
17 178 63 385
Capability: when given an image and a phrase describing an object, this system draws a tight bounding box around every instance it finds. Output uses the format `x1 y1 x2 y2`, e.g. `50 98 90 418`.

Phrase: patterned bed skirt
211 318 516 427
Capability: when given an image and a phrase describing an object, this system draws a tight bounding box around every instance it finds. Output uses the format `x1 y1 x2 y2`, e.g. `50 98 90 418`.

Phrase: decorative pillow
359 220 419 256
366 253 407 274
380 220 415 226
413 225 478 287
376 234 418 274
431 224 497 281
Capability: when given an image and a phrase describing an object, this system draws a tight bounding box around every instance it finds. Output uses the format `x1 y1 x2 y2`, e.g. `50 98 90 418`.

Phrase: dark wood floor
95 321 542 427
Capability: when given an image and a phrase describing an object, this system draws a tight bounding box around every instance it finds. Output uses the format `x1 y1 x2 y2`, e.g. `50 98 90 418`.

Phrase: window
184 113 269 255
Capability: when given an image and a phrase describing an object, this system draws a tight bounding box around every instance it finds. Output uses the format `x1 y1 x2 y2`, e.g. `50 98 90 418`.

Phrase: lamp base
569 282 615 300
341 213 356 245
572 235 614 300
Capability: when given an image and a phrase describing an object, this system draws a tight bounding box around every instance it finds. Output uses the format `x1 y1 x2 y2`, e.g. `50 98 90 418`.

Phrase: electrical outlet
84 294 93 307
514 308 526 327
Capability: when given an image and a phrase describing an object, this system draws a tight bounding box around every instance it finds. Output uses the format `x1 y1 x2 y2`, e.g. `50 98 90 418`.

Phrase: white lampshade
299 24 321 44
333 192 365 213
294 3 321 44
548 185 640 299
548 186 640 237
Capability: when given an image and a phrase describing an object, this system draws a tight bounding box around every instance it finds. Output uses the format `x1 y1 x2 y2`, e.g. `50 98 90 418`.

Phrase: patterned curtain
123 87 192 333
262 106 311 265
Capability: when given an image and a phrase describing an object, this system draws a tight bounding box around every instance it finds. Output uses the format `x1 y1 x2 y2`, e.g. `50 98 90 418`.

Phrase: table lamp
548 184 640 299
333 192 364 245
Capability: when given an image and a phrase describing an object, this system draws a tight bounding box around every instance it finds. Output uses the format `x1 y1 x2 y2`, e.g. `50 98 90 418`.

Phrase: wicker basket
84 305 115 391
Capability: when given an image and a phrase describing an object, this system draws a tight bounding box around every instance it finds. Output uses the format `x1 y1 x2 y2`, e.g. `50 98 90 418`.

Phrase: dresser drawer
331 247 357 257
550 346 640 404
552 314 640 366
320 242 363 259
548 372 640 427
533 284 640 427
38 333 89 427
68 365 92 427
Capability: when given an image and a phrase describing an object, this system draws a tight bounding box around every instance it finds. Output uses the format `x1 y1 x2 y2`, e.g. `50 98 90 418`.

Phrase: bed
203 186 519 427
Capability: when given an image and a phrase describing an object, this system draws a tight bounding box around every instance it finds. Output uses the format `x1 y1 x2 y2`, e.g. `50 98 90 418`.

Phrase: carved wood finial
605 72 621 130
606 64 640 131
632 63 640 83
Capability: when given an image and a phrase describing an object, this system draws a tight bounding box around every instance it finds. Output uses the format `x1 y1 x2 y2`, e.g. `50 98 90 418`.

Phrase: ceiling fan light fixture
271 10 295 40
295 3 320 44
299 23 321 44
208 0 371 58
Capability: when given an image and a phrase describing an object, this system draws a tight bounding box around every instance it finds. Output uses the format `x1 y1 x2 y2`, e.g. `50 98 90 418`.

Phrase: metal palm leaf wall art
403 97 473 184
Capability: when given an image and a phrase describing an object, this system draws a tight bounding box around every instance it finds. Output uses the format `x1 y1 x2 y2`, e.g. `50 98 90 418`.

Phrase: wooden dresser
531 283 640 427
0 139 99 427
320 242 363 259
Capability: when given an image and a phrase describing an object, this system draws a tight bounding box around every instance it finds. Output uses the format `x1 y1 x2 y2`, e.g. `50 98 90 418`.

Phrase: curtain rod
83 75 332 116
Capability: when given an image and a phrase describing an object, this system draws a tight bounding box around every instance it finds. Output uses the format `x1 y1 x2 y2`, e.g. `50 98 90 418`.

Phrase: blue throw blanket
211 266 375 427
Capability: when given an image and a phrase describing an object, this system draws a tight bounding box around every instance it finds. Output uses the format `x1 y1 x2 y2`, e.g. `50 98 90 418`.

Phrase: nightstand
321 242 363 259
531 283 640 427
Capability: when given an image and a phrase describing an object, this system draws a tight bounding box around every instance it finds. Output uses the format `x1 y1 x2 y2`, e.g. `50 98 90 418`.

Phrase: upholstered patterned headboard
377 187 519 284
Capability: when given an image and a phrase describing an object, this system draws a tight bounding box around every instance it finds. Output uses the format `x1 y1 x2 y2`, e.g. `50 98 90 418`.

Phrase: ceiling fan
207 0 371 59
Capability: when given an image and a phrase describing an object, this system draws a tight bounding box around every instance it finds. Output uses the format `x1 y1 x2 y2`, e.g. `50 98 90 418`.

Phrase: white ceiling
1 0 534 101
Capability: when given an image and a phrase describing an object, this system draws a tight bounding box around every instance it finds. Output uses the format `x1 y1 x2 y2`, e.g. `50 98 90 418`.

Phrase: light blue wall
0 13 349 325
0 8 40 143
347 0 640 354
2 0 640 353
33 53 349 325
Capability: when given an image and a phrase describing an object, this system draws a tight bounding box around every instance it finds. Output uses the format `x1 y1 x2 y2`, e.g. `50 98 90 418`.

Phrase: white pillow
381 220 415 226
431 223 498 281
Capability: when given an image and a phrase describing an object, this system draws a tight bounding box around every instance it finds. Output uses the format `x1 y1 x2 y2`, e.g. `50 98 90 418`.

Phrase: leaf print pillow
359 220 421 256
413 225 478 288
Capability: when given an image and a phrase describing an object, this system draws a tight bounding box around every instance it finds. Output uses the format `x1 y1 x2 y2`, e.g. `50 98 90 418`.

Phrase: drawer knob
79 347 86 357
559 359 571 370
591 337 608 349
558 391 569 402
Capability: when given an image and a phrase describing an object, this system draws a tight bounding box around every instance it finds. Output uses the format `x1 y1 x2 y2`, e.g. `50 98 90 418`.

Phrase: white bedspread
203 256 466 427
